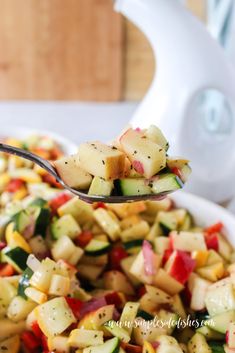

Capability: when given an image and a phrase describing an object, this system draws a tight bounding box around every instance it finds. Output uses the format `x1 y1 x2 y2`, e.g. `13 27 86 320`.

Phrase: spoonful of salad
0 125 191 203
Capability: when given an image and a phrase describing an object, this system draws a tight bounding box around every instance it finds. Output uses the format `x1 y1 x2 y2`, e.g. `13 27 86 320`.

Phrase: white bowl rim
171 191 235 246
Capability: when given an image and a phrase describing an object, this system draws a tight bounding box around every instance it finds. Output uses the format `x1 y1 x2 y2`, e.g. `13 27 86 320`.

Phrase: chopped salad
0 134 234 353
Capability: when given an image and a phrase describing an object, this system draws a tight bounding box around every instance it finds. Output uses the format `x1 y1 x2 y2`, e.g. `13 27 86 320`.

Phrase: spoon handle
0 143 58 179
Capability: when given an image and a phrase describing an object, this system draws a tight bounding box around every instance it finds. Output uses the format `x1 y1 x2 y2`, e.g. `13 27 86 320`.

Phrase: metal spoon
0 143 174 203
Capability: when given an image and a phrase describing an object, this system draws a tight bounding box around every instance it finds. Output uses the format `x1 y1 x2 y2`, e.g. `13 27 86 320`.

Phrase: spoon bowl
0 143 177 203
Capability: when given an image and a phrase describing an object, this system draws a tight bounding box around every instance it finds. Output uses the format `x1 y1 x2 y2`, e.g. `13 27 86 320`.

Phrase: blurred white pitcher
114 0 235 203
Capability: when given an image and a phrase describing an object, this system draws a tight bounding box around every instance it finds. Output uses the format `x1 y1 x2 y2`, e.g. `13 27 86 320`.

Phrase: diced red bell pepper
165 250 196 284
21 331 41 351
93 202 107 209
182 284 192 307
42 173 63 189
50 147 63 160
204 222 223 235
162 249 173 265
171 167 183 179
65 297 83 319
205 233 219 251
6 178 24 192
0 263 15 277
121 342 142 353
31 321 43 339
105 291 123 308
75 230 93 248
41 334 49 352
137 285 146 298
32 147 51 160
109 245 128 270
49 193 72 214
0 241 6 250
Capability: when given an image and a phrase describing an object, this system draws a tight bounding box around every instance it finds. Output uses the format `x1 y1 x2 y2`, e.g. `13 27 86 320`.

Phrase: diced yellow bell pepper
13 187 28 201
6 222 31 253
8 155 24 169
197 262 224 282
191 250 209 268
143 341 155 353
0 173 10 191
33 163 48 176
5 138 22 148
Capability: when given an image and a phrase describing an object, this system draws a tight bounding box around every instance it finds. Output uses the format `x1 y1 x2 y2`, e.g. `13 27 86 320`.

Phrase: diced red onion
142 240 155 276
80 297 107 317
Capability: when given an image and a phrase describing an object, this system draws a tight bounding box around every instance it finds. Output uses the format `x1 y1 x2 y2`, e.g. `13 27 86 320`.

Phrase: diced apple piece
166 157 190 170
119 128 166 178
190 277 211 311
54 155 92 190
145 125 169 151
103 271 135 295
35 297 76 337
78 141 125 180
153 268 184 295
227 322 235 349
88 176 114 196
171 231 207 252
165 250 195 284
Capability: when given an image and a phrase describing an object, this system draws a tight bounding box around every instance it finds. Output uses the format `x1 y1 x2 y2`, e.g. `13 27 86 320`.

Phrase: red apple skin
166 250 196 284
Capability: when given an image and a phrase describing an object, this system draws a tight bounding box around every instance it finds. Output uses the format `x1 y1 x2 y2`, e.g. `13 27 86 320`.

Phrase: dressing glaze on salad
0 134 234 353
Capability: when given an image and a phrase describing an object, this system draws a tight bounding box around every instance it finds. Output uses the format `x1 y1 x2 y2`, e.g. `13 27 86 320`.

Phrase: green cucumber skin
18 267 33 299
137 310 154 321
123 239 144 250
208 341 225 353
85 244 111 257
34 208 50 237
4 247 29 271
30 198 47 208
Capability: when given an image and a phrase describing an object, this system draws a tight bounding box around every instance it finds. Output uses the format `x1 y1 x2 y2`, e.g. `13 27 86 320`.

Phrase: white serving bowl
2 126 235 246
171 191 235 247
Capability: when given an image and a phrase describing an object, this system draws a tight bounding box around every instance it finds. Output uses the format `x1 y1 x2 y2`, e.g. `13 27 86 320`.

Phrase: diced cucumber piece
157 211 178 235
166 157 189 170
115 178 152 196
205 283 235 316
151 173 183 194
33 206 50 237
205 310 235 334
180 164 192 183
2 246 29 273
17 267 33 299
30 198 47 207
85 239 111 256
188 333 212 353
104 321 130 342
12 210 32 234
123 239 144 250
137 310 154 321
197 326 224 340
180 212 193 231
58 197 93 226
51 214 81 240
88 176 114 196
208 342 225 353
83 337 119 353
